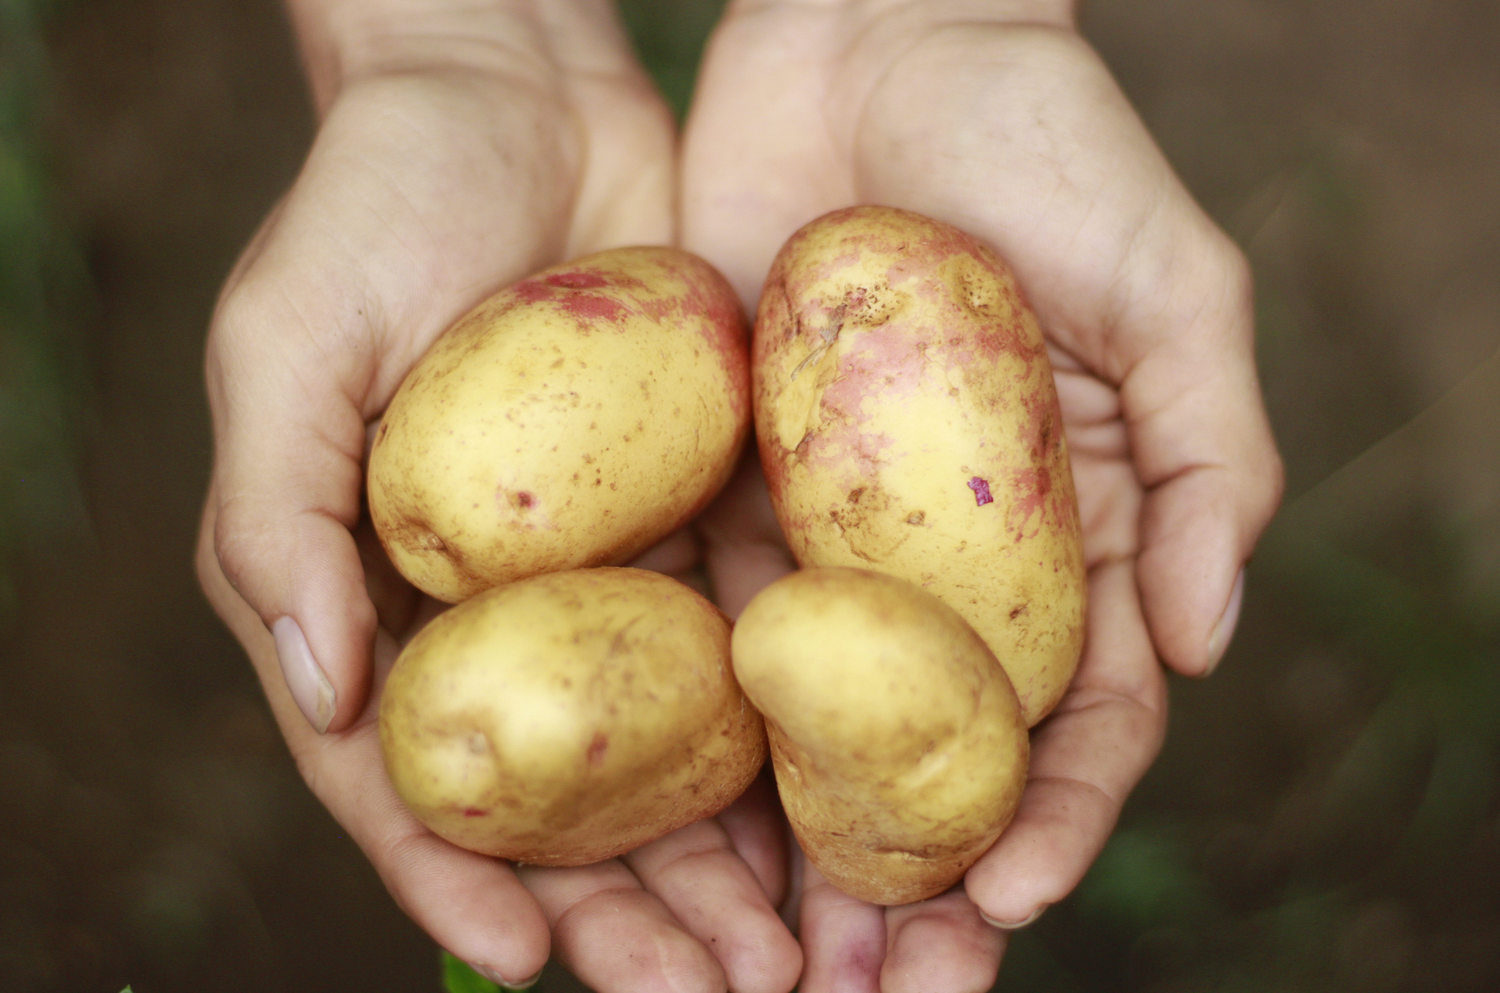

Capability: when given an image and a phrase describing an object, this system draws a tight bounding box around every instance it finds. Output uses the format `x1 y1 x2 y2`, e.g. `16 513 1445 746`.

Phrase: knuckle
1207 232 1255 325
211 498 268 600
194 505 224 595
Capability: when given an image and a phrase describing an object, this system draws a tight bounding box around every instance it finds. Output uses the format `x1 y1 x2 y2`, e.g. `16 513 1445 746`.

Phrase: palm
201 36 811 989
682 3 1277 989
680 7 1167 611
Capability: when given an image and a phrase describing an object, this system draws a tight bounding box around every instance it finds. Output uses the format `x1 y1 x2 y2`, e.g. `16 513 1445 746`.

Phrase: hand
197 0 799 988
682 0 1284 988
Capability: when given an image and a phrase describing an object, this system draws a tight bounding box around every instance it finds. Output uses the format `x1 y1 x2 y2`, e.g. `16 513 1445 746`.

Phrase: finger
1125 271 1284 674
195 503 551 985
517 861 728 993
797 861 886 993
208 284 376 734
627 527 706 578
1085 176 1280 677
699 453 798 618
715 766 793 907
881 890 1005 993
206 171 396 735
623 819 803 993
965 558 1166 925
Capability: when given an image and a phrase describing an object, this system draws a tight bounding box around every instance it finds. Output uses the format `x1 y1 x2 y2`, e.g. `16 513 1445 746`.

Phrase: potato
378 567 766 865
369 247 750 603
753 206 1085 725
732 567 1028 905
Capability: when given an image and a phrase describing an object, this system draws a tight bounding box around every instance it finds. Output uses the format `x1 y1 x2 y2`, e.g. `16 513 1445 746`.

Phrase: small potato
732 567 1028 906
369 247 750 603
754 206 1085 725
379 568 766 865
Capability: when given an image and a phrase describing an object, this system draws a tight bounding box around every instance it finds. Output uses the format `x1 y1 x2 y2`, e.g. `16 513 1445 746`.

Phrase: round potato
754 206 1085 725
732 567 1028 905
369 247 750 603
379 567 767 865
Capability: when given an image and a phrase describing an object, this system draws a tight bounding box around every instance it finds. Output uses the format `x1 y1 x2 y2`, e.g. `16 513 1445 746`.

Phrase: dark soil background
2 1 1497 991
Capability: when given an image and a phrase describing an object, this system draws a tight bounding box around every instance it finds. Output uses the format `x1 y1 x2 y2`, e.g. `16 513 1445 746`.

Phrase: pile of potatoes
370 207 1085 904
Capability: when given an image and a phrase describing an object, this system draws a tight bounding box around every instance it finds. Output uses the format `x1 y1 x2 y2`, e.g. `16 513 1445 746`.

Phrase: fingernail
980 905 1047 930
476 965 543 990
272 616 337 733
1205 568 1246 675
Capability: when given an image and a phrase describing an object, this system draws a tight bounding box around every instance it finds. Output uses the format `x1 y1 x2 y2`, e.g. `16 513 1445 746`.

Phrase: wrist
794 0 1075 29
284 0 609 114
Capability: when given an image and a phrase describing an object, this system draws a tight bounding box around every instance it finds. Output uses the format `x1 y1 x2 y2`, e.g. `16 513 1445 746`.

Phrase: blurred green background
2 0 1497 991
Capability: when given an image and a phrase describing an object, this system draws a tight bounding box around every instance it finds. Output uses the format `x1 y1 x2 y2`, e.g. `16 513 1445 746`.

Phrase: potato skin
369 247 750 603
378 568 767 865
754 206 1085 725
732 567 1028 905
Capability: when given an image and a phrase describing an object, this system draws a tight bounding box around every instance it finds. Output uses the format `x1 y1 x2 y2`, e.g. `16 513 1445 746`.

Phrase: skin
367 247 750 602
732 567 1028 906
755 207 1086 726
200 2 799 990
199 0 1283 990
380 568 767 864
685 0 1282 988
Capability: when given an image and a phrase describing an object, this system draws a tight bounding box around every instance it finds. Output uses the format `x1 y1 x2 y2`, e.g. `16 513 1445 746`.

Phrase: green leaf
442 950 502 993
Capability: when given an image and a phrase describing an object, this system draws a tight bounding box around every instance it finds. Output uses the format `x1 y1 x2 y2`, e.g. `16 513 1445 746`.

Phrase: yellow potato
379 567 766 865
754 206 1085 725
732 567 1028 905
369 247 750 603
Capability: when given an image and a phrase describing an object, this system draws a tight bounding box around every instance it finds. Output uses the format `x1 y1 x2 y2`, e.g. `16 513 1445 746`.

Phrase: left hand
197 2 803 987
681 1 1284 989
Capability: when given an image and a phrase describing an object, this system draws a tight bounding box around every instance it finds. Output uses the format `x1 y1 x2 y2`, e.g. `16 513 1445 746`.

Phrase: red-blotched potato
732 567 1028 905
754 206 1085 725
379 567 767 865
369 247 750 603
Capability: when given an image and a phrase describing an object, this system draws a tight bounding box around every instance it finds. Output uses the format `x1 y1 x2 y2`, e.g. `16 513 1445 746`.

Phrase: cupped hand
197 0 799 988
682 0 1284 988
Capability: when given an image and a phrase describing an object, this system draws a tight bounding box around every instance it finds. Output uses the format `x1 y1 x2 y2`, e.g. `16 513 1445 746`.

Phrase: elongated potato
369 247 750 603
732 567 1028 905
379 568 766 865
754 206 1085 725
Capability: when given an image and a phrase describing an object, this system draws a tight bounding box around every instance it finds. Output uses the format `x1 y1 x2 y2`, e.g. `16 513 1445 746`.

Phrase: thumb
206 284 378 734
1116 221 1284 676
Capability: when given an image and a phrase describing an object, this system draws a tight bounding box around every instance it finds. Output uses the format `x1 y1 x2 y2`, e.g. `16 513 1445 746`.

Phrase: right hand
681 0 1282 988
197 1 799 988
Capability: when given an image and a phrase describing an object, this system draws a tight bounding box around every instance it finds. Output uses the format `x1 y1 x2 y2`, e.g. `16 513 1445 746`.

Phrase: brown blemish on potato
1006 467 1053 538
544 271 608 290
587 732 609 768
510 270 630 326
827 486 911 563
